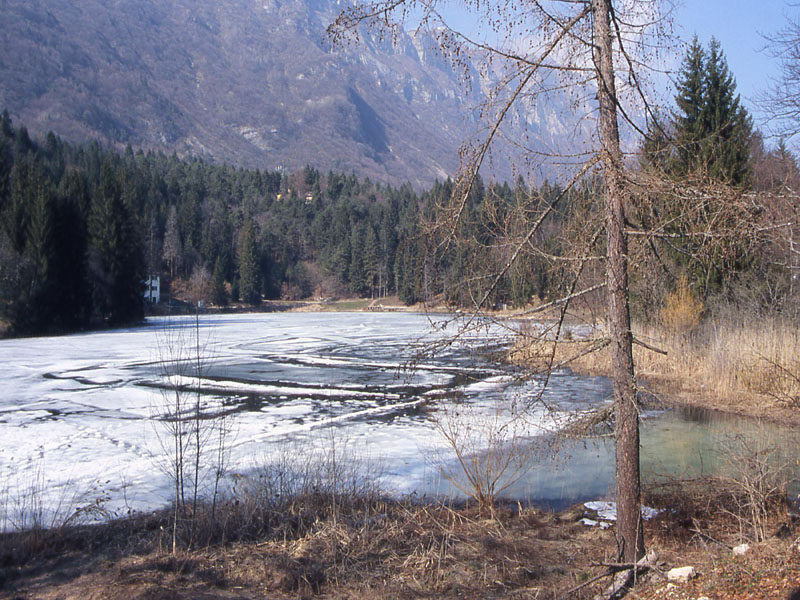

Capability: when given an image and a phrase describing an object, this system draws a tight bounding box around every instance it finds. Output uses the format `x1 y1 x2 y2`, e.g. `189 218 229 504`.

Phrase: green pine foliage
701 39 752 185
660 36 753 185
237 219 260 305
639 37 756 300
0 111 607 334
87 160 145 325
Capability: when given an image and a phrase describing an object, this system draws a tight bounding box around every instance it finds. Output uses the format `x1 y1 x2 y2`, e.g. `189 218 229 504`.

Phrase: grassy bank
511 306 800 425
1 482 797 600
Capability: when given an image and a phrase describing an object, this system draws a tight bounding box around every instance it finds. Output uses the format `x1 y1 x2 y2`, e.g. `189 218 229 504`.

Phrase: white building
144 276 160 304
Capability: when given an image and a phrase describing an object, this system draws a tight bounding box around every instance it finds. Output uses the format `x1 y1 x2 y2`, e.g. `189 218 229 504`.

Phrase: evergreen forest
1 39 799 336
0 108 571 335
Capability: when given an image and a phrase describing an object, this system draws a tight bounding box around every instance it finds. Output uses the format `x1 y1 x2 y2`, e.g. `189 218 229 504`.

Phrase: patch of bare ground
629 482 800 600
2 489 799 600
0 499 629 600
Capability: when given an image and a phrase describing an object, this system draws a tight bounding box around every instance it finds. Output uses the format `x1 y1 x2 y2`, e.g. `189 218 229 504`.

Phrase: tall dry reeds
633 311 800 406
510 279 800 409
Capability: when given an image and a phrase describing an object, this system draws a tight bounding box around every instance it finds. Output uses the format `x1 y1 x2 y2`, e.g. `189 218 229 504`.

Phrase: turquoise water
424 404 800 509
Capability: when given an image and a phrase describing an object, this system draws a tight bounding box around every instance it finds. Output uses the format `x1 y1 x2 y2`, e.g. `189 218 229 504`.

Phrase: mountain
0 0 584 187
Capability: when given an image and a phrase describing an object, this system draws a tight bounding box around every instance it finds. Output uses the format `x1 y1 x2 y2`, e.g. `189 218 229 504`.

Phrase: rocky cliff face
0 0 586 186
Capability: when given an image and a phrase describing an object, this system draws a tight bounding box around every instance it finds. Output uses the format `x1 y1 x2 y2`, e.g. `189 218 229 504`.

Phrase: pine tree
52 171 92 329
674 36 706 175
237 219 260 305
362 226 379 297
6 158 33 253
671 37 752 185
642 37 755 298
701 39 752 185
26 179 54 299
211 256 228 306
348 224 365 296
87 161 144 325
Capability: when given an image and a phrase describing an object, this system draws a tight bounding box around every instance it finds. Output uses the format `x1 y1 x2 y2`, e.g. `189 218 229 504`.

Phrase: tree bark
591 0 645 562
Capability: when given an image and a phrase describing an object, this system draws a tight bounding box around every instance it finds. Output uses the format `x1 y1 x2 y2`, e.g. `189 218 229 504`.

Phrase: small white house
144 276 160 304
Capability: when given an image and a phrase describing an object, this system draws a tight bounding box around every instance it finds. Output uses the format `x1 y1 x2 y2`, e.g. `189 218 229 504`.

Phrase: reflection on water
441 404 800 510
643 406 800 496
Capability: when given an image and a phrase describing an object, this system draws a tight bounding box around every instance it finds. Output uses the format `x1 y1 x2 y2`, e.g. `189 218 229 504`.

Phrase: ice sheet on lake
0 312 620 529
0 313 536 526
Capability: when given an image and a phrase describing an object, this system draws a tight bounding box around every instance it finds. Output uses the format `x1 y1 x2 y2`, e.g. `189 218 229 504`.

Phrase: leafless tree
328 0 685 562
151 316 233 552
162 205 182 280
761 13 800 140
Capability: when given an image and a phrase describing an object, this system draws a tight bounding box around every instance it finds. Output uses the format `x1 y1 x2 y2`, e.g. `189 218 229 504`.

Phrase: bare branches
759 15 800 138
513 282 607 317
436 5 593 245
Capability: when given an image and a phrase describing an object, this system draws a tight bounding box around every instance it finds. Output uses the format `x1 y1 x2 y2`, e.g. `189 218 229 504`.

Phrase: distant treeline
0 111 578 335
3 89 798 337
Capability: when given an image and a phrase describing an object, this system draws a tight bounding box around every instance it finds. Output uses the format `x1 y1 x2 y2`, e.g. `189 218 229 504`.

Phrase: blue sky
675 0 793 127
433 0 794 133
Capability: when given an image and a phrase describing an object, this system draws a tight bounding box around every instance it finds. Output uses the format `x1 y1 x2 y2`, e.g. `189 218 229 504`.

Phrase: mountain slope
0 0 583 186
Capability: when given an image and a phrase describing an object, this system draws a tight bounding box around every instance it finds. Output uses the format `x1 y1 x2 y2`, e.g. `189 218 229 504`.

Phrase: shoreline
8 300 797 430
2 476 796 599
641 374 800 428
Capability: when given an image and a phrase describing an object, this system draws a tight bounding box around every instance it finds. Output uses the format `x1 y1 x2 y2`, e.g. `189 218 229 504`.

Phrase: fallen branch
561 547 659 599
592 547 658 600
632 337 668 355
560 569 618 598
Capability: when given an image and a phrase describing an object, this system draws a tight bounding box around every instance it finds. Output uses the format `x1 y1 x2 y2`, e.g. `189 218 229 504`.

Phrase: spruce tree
52 172 92 329
644 37 755 298
237 219 260 305
671 36 752 185
674 36 707 176
362 226 379 297
701 39 752 185
87 161 144 325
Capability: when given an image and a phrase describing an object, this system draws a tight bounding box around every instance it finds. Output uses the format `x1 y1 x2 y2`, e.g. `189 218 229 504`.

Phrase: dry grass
0 497 619 600
3 484 797 600
634 479 800 600
509 297 800 423
634 317 800 404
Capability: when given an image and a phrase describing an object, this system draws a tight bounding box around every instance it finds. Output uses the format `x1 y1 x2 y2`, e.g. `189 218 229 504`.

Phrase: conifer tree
638 37 756 298
237 219 260 305
87 160 144 325
211 256 228 306
26 179 54 299
52 171 92 329
671 37 752 185
362 226 379 297
701 39 752 185
674 36 707 175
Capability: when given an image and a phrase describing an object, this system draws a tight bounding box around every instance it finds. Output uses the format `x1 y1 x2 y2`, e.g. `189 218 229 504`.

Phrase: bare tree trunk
592 0 645 563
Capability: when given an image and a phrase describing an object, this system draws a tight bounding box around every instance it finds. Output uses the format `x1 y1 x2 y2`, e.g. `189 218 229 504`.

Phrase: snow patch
582 501 661 526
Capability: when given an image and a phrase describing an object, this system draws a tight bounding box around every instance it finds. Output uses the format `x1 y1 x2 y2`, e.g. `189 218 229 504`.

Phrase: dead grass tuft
0 496 624 600
510 310 800 423
660 275 704 337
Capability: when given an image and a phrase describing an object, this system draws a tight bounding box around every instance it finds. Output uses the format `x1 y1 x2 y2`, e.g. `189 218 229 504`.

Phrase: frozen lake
1 312 798 528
